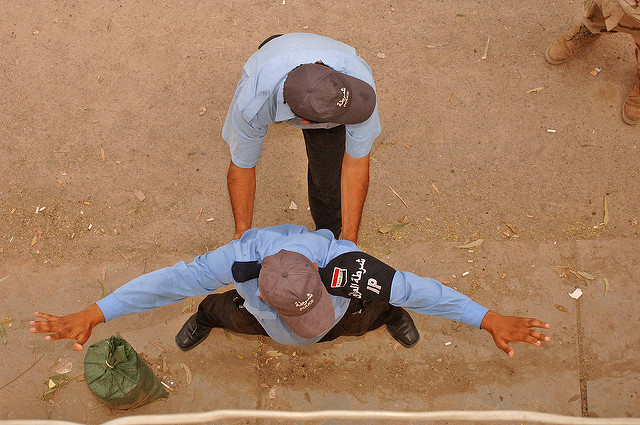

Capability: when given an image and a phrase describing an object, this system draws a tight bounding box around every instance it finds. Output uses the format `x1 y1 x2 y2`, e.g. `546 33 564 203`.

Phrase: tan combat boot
623 69 640 125
545 25 601 65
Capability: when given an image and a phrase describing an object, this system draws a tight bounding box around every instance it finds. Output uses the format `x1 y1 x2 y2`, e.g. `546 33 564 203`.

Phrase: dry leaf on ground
149 341 166 352
42 375 70 400
576 271 596 280
455 239 484 249
504 222 518 234
556 266 589 286
181 363 192 386
554 304 569 313
0 324 7 344
379 222 408 234
180 300 196 314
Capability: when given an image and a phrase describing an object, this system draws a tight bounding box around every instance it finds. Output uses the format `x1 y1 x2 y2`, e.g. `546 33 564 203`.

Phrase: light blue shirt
221 33 382 169
96 225 489 346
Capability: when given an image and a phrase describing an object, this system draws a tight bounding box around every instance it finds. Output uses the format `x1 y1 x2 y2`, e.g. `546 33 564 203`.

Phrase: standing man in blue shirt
30 225 550 358
223 33 381 243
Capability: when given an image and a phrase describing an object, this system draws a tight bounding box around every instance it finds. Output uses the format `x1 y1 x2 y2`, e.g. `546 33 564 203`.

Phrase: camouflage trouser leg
582 0 640 68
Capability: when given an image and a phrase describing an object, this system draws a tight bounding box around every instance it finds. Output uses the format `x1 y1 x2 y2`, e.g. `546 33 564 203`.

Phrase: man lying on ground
31 225 550 358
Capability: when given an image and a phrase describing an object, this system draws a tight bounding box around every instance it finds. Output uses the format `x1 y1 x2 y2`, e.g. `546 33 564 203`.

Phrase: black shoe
386 309 420 348
175 314 212 351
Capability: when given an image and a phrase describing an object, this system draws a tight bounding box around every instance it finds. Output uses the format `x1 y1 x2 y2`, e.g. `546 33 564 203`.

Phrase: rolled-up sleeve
389 271 489 329
345 105 381 158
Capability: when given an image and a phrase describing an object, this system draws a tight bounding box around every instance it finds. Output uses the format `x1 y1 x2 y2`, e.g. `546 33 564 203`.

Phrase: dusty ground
1 0 639 423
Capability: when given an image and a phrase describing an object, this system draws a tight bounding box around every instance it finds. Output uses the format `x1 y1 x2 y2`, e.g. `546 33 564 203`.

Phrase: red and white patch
331 267 348 288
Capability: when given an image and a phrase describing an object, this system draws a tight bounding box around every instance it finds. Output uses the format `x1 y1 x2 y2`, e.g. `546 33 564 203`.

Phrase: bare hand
29 304 105 351
480 310 550 358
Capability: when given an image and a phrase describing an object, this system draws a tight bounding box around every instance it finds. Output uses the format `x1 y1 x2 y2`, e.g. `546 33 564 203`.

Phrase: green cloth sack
84 335 167 409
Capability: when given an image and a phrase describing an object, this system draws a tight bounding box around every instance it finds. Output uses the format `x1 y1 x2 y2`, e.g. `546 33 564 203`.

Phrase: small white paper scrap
569 288 583 299
444 341 452 346
289 201 298 210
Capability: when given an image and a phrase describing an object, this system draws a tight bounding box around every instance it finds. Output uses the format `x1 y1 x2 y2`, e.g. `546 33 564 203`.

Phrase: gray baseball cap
258 250 335 338
283 63 376 125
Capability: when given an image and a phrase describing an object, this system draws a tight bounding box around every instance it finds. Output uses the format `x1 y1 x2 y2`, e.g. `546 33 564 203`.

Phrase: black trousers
258 34 346 239
303 125 346 239
195 290 404 342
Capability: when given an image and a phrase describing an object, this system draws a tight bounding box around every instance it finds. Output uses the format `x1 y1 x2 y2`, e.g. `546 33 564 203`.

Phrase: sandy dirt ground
1 0 639 423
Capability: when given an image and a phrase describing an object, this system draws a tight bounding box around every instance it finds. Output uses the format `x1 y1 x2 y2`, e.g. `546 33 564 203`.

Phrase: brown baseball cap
283 63 376 125
258 250 335 338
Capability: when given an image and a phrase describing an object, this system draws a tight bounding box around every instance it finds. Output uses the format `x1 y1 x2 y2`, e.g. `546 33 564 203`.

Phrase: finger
494 337 510 353
518 334 541 345
528 329 551 342
73 342 84 351
76 332 91 346
30 318 66 333
34 312 59 321
498 339 514 357
30 321 55 333
526 318 550 329
45 332 63 341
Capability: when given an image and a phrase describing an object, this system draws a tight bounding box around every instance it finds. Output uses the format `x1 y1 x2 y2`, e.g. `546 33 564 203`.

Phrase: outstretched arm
480 310 551 358
30 304 105 351
389 271 550 357
30 244 236 349
340 153 369 244
227 161 256 240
